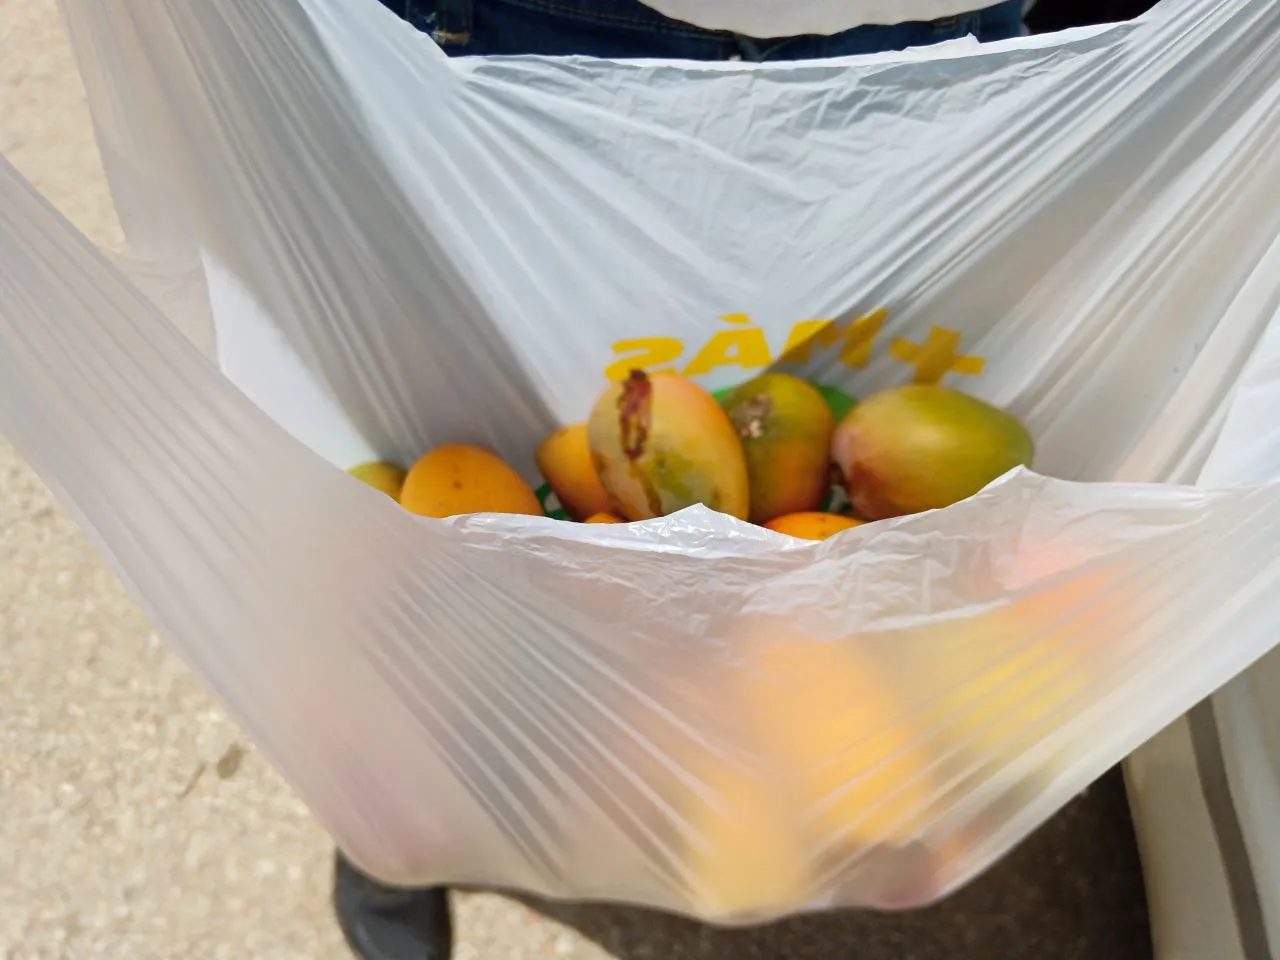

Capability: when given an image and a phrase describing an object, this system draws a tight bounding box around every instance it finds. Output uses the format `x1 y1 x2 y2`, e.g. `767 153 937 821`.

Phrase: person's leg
333 850 453 960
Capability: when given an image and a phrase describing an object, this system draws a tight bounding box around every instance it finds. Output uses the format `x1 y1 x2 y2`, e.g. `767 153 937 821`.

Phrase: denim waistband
394 0 994 42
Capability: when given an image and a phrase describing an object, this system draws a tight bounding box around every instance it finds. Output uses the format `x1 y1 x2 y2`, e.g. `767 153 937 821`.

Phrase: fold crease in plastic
4 0 1280 922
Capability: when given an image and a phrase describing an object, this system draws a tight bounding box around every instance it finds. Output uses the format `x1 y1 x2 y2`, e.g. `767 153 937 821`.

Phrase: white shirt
638 0 996 37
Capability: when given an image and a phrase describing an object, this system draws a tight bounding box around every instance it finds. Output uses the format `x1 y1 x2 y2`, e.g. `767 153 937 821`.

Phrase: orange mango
682 753 812 919
583 512 623 524
735 633 937 851
587 371 749 522
537 424 613 521
765 512 863 541
676 628 941 917
399 444 542 519
721 373 835 524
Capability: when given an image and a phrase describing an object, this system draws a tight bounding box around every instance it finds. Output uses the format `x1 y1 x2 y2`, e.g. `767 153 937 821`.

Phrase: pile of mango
350 370 1034 538
346 371 1049 916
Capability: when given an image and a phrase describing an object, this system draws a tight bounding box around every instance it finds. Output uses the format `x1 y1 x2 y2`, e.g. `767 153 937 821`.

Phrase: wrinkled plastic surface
2 0 1280 924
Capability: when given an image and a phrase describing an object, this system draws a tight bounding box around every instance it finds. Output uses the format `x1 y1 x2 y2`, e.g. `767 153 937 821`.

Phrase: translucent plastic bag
4 0 1280 923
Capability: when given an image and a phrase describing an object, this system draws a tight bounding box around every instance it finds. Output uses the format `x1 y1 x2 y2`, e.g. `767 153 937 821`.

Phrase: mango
537 424 613 521
606 673 811 920
721 373 835 524
348 461 407 501
682 755 812 920
676 629 940 917
910 566 1123 772
583 512 623 524
764 512 863 541
399 444 543 519
735 633 937 852
832 384 1033 521
587 370 749 522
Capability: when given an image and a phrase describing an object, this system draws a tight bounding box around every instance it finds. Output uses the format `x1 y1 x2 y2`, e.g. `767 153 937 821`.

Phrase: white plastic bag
4 0 1280 922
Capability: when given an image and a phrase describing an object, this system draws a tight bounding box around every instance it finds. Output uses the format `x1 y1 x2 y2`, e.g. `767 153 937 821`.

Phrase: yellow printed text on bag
603 308 892 382
890 327 986 385
777 308 887 368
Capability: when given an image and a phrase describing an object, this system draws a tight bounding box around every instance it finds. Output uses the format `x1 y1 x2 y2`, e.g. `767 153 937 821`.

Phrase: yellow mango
587 371 749 521
721 373 835 525
909 568 1121 769
682 757 812 919
348 461 408 500
832 385 1033 521
736 635 936 851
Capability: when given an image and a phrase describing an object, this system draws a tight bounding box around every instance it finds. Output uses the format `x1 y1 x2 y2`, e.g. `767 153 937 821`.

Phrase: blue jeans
379 0 1026 60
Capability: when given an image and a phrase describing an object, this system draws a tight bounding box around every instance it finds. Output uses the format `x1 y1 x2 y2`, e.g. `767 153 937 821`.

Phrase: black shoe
332 850 454 960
